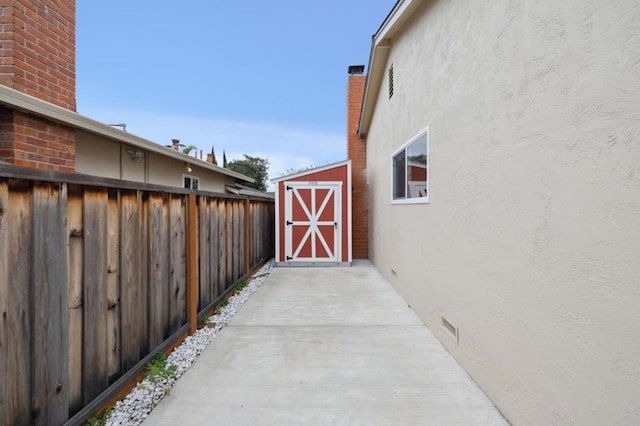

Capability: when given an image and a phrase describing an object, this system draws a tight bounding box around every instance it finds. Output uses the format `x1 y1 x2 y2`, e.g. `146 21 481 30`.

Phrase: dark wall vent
388 64 394 99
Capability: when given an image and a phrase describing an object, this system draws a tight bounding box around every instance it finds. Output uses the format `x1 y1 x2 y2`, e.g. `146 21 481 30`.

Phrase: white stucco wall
76 131 235 192
365 1 640 424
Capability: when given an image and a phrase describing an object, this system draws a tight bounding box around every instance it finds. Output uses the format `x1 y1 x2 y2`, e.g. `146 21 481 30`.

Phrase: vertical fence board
32 182 69 425
238 202 244 279
187 193 198 334
120 191 142 371
66 187 83 415
253 203 259 265
208 200 219 300
139 194 149 355
0 182 6 425
239 202 245 278
266 204 272 259
148 194 168 347
239 201 244 277
161 197 171 339
270 203 275 257
198 197 210 310
232 201 239 281
1 181 35 425
164 194 174 337
244 199 250 276
262 204 267 261
226 202 233 288
253 203 262 265
1 182 32 425
107 190 120 383
218 200 226 292
82 188 109 405
169 195 186 332
266 203 271 259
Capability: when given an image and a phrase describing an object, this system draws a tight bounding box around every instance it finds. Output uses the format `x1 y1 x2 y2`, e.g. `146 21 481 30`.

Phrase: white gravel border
104 260 274 426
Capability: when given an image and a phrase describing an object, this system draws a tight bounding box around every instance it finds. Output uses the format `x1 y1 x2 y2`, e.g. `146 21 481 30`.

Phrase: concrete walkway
144 260 508 425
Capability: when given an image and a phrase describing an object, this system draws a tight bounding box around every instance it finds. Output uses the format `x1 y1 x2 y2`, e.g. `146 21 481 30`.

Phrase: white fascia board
0 85 254 184
271 159 352 182
358 0 424 137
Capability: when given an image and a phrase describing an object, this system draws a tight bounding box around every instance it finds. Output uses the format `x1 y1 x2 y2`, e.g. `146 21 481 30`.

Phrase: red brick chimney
347 65 368 259
0 0 76 172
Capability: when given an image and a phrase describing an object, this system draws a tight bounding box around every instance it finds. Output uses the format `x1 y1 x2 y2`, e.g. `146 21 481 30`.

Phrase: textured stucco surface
365 1 640 424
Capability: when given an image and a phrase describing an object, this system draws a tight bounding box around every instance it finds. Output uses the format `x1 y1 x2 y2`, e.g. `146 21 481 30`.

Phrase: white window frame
182 174 200 190
390 126 429 205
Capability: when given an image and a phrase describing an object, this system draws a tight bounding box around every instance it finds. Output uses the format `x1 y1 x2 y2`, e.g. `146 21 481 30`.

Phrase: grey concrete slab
230 264 423 327
144 260 508 425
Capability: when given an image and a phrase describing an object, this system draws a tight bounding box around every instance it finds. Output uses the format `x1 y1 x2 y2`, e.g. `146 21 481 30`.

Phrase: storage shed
273 160 352 266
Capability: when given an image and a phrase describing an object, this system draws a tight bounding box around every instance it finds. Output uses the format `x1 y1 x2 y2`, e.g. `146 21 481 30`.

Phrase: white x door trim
284 181 342 263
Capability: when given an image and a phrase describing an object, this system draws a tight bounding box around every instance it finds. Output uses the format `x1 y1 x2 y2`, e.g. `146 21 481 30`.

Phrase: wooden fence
0 164 275 426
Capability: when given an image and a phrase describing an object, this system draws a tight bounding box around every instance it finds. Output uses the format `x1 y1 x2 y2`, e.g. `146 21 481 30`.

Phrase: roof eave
358 0 425 138
0 85 255 184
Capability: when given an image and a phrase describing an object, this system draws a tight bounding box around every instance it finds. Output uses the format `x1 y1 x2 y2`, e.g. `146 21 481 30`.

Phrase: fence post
244 197 250 277
187 193 198 335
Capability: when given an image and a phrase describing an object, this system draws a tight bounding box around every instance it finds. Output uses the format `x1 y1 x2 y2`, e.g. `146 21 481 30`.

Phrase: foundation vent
441 316 459 344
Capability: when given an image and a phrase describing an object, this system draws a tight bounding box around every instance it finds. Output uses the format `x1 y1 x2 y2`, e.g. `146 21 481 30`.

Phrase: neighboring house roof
225 183 275 200
271 159 352 182
358 0 424 137
0 85 254 184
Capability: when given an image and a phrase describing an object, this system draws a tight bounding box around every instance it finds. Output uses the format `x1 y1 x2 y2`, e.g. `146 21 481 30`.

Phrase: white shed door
284 182 342 262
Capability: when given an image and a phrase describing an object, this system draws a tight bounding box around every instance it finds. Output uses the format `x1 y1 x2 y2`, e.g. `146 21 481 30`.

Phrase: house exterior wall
147 152 234 193
76 130 121 179
365 1 640 425
76 131 235 192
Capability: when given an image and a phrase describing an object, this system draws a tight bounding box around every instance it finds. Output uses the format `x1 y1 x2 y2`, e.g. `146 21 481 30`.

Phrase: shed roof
270 159 351 183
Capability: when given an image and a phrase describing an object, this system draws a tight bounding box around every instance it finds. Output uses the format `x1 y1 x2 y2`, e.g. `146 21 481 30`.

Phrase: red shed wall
277 163 350 262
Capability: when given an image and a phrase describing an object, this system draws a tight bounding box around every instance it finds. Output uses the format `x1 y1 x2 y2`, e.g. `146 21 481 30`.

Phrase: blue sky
76 1 393 184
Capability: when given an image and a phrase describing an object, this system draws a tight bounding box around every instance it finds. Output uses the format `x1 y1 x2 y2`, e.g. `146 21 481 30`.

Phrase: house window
388 64 394 99
391 127 429 204
183 174 199 190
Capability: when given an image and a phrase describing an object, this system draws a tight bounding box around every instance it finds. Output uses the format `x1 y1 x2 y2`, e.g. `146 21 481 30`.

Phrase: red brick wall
0 0 76 171
0 107 75 171
0 0 76 110
347 74 368 258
